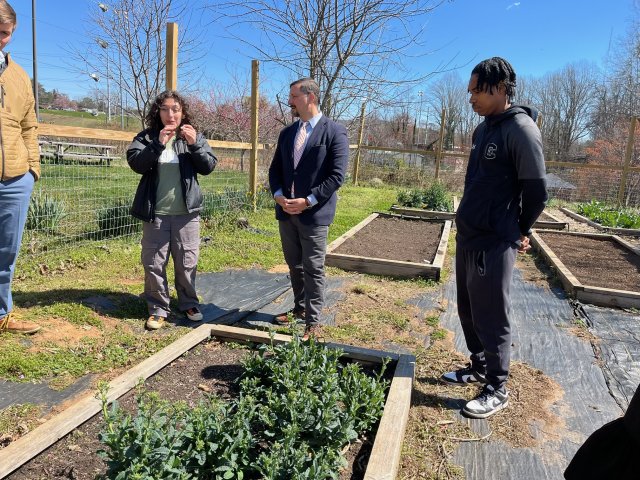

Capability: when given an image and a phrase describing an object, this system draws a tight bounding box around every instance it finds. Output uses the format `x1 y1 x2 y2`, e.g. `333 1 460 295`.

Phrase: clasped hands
275 195 308 215
518 235 531 254
160 124 197 145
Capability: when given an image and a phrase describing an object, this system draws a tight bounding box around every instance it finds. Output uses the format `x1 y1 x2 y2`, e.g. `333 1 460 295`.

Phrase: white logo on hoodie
484 143 497 159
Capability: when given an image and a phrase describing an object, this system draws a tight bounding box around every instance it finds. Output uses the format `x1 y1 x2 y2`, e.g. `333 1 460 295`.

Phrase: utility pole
31 0 39 120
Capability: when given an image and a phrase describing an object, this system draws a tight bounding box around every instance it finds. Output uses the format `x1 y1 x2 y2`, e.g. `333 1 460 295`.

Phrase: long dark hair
471 57 517 101
145 90 193 132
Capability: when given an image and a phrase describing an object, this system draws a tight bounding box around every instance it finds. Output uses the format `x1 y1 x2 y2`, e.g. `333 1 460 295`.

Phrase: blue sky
7 0 637 101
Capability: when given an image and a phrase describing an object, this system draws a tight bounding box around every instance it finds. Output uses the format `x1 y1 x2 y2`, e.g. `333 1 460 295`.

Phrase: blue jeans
0 172 35 318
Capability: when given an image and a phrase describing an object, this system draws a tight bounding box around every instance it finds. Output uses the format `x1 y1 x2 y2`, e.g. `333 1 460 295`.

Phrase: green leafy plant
26 193 66 233
95 199 140 238
576 200 640 228
98 336 390 479
397 182 453 212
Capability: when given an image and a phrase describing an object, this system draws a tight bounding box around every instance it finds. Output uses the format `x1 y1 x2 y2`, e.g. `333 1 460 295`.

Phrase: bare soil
538 231 640 292
333 216 443 263
6 340 377 480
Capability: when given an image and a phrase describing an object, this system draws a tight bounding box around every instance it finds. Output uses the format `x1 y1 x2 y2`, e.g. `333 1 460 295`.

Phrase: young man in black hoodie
441 57 547 418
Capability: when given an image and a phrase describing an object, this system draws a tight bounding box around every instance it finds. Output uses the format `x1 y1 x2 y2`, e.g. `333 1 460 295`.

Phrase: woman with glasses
127 90 217 330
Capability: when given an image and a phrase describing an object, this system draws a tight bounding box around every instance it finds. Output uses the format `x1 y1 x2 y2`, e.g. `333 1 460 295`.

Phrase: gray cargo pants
456 241 517 390
141 212 200 317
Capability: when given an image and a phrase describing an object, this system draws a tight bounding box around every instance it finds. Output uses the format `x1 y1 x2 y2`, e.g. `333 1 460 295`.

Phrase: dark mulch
538 232 640 292
6 339 376 480
334 216 443 264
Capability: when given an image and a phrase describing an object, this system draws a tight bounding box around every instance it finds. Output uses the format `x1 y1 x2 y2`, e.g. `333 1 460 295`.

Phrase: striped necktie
293 121 308 168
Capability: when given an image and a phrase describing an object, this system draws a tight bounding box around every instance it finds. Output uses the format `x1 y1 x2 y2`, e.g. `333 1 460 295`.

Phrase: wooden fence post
434 108 446 180
165 23 178 90
618 116 637 207
249 60 260 210
352 101 367 185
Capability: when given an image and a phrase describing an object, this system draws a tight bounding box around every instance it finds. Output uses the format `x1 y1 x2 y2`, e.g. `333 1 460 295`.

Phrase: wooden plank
38 124 136 142
327 212 380 253
326 253 440 279
0 324 213 479
389 205 455 220
364 354 415 480
37 124 266 150
432 220 452 276
578 286 640 309
559 207 607 230
530 231 583 297
166 22 178 90
209 325 400 364
612 235 640 255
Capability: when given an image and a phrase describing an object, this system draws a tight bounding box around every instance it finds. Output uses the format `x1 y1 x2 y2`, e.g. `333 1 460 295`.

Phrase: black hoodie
455 105 547 250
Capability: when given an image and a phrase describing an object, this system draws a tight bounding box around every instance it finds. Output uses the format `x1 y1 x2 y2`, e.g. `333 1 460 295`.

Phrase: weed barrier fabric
196 269 291 324
0 375 94 412
439 267 625 480
242 277 347 327
579 304 640 408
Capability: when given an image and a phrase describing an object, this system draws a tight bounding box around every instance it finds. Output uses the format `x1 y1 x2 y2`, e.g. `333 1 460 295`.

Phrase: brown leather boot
0 312 41 334
273 309 305 325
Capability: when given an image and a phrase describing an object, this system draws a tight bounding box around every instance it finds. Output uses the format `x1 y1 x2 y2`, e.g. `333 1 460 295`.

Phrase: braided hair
471 57 517 100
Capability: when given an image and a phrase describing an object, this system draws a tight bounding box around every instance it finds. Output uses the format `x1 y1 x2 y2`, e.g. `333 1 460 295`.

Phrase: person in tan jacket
0 0 41 335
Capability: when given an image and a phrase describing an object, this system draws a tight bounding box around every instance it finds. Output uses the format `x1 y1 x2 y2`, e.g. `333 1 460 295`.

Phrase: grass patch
0 404 43 446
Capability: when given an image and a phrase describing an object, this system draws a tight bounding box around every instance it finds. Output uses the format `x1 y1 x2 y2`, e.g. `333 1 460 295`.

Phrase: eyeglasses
160 106 182 114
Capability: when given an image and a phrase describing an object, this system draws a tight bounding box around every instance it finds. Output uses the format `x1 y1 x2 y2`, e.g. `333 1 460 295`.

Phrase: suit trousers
0 173 34 318
278 216 329 325
456 241 517 390
141 212 200 317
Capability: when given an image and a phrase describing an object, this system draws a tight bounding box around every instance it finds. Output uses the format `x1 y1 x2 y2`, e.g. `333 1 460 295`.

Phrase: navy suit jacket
268 115 349 226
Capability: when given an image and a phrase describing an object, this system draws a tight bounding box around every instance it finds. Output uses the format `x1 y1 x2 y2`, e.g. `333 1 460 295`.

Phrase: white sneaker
185 307 203 322
463 384 509 419
441 365 487 386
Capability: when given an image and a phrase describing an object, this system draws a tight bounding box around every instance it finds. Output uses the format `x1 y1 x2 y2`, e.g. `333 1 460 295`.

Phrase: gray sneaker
462 384 509 419
441 365 487 386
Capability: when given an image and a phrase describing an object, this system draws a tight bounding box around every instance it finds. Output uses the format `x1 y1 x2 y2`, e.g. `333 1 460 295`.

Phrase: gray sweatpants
278 217 329 326
141 213 200 317
456 241 517 390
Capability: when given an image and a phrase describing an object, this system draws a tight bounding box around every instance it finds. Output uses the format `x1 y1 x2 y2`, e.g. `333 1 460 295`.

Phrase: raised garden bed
531 230 640 308
533 210 567 230
326 212 452 280
0 325 414 480
560 206 640 236
389 196 458 219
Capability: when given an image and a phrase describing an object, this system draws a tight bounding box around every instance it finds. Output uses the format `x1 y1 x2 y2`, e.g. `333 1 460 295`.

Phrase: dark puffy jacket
127 129 217 222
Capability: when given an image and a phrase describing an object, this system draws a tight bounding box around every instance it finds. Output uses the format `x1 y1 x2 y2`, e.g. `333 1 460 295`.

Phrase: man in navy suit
268 78 349 340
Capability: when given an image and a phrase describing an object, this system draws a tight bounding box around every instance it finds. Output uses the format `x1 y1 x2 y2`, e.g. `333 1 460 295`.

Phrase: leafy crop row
98 334 390 479
576 200 640 228
397 181 453 212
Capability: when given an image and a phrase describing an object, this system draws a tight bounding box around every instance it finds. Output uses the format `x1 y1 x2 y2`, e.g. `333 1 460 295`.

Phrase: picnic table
39 140 119 166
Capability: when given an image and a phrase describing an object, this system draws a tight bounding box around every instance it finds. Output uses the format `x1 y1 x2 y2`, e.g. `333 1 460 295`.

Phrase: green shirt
155 137 188 215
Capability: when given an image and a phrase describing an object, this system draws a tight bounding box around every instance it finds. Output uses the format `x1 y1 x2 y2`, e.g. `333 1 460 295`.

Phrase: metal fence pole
618 116 637 207
249 60 259 210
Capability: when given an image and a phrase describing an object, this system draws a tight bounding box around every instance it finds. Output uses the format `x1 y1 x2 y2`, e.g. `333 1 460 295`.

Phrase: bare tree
532 63 598 161
592 8 640 139
428 72 469 150
208 0 448 120
70 0 207 128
